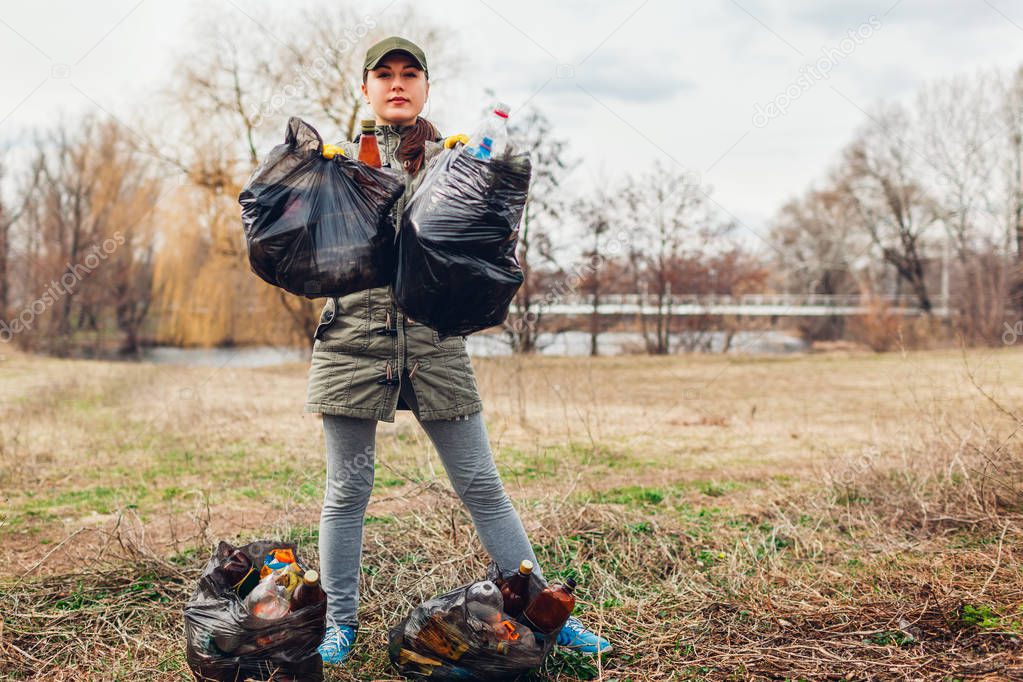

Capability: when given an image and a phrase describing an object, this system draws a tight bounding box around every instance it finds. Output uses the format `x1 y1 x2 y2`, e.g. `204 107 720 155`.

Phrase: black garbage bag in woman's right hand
239 117 404 299
395 147 531 337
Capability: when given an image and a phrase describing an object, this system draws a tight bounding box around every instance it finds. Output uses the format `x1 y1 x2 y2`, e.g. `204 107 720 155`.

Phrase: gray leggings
318 373 543 626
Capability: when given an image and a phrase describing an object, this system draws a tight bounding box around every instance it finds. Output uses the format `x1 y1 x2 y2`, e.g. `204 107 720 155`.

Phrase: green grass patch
498 445 560 482
591 485 665 506
281 525 319 548
694 479 743 497
960 603 1023 632
16 484 148 517
867 630 916 647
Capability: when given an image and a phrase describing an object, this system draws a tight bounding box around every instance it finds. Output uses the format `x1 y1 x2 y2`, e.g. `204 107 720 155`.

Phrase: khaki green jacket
304 122 484 422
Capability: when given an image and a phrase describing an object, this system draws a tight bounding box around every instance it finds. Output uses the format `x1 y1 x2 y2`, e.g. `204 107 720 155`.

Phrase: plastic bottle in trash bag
470 599 537 655
499 560 533 618
465 102 510 160
245 571 294 620
465 581 506 647
185 540 326 682
522 577 576 635
387 560 560 680
467 581 503 613
494 615 536 651
290 569 327 611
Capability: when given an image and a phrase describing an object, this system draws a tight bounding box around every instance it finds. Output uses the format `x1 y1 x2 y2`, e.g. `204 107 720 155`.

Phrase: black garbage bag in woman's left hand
239 117 404 299
395 147 531 337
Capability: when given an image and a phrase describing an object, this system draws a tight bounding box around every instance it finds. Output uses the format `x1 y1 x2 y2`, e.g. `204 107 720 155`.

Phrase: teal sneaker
318 617 357 665
555 615 612 655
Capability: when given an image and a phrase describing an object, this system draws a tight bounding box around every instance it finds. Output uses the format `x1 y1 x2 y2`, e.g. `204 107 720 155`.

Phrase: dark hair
397 116 440 175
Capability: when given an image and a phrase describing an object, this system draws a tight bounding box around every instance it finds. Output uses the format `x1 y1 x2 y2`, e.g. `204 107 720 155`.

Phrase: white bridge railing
509 293 947 317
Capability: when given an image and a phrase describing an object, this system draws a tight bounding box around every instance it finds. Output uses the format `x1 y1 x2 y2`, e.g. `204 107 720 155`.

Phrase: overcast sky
2 0 1023 252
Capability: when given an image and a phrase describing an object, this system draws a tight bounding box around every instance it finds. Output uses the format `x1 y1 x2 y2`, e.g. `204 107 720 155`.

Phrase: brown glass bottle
357 119 381 168
290 569 327 611
522 577 576 634
500 560 533 618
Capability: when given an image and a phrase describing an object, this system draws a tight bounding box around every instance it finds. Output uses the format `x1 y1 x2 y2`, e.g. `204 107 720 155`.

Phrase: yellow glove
322 143 345 159
443 133 469 149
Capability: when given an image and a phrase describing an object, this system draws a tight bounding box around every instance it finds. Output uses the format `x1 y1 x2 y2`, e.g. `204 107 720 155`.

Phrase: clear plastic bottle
466 581 504 636
466 580 503 612
465 102 511 160
244 572 291 620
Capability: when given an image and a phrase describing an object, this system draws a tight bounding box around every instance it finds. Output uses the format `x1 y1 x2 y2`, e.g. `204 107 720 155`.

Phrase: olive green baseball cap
363 36 429 79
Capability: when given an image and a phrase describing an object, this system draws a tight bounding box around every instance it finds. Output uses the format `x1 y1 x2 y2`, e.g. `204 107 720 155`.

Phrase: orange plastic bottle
522 577 576 634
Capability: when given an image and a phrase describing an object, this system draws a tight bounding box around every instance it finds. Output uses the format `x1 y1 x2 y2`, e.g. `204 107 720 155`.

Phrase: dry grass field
1 345 1022 680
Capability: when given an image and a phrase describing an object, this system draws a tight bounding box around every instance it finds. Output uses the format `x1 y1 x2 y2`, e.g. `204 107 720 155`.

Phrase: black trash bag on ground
395 147 531 337
184 539 325 682
387 560 561 681
239 117 404 299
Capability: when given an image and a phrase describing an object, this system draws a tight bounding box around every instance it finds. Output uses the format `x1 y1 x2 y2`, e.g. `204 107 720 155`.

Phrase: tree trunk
1015 148 1023 317
0 206 7 321
885 247 932 314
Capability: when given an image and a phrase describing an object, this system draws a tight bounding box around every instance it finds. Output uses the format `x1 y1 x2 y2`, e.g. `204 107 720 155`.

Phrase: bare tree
771 184 862 340
501 107 576 353
1001 66 1023 315
0 156 41 324
836 105 944 314
622 161 722 354
575 190 614 356
913 71 1018 340
916 72 1003 264
12 116 161 355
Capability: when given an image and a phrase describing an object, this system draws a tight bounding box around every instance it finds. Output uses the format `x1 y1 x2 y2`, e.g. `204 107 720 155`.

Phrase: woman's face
361 52 429 127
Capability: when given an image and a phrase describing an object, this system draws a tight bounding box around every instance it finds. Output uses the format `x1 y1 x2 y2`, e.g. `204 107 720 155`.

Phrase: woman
306 36 612 666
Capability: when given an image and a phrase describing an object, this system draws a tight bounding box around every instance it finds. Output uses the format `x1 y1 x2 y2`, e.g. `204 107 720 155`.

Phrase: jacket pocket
313 290 371 352
431 329 466 351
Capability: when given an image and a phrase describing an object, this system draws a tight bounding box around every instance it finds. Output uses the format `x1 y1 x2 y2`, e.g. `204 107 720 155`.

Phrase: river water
138 330 805 367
